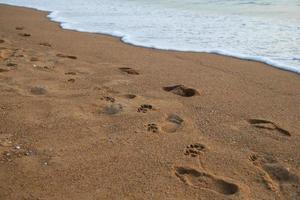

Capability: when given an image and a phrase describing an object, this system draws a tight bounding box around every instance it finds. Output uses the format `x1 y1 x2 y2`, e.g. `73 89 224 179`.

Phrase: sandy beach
0 4 299 200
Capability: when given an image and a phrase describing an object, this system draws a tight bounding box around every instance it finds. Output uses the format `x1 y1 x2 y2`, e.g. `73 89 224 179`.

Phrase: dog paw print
147 123 159 133
101 96 115 103
137 104 153 113
184 143 205 157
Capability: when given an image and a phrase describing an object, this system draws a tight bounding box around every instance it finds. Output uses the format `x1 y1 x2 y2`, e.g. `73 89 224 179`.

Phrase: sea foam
1 0 299 74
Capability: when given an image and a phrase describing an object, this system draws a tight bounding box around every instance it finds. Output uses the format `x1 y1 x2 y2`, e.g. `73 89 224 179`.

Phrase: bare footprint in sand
163 85 199 97
119 67 139 75
175 167 239 195
15 26 24 30
162 114 184 133
39 42 52 47
65 72 77 75
250 155 299 198
184 143 206 157
30 57 39 62
123 94 137 99
18 33 31 37
104 103 123 115
0 68 9 73
248 119 291 137
67 78 75 83
30 87 47 95
6 63 17 67
56 53 77 60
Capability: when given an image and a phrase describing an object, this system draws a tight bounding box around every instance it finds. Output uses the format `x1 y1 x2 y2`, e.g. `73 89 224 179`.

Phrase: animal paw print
249 154 259 162
67 78 75 83
137 104 153 113
184 143 205 157
147 123 158 133
101 96 115 103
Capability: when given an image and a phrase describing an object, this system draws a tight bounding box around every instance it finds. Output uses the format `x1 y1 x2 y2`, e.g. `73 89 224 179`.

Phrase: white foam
1 0 299 74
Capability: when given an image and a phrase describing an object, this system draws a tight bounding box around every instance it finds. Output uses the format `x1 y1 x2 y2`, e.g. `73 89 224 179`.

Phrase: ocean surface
1 0 300 73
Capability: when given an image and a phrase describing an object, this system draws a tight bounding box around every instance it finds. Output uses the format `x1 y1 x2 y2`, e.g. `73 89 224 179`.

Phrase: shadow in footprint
68 78 75 83
175 167 239 195
30 57 39 62
163 85 199 97
16 26 24 30
119 67 139 75
19 33 31 37
56 53 77 60
248 119 291 136
123 94 137 99
162 114 184 133
0 68 9 73
30 87 47 95
39 42 52 47
65 72 77 75
0 39 4 44
6 63 17 67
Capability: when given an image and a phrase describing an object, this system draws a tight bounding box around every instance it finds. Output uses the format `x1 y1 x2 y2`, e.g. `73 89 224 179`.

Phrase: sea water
1 0 300 73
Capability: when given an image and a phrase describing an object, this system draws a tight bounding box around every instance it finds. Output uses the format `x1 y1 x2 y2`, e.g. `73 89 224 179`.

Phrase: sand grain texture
0 4 299 200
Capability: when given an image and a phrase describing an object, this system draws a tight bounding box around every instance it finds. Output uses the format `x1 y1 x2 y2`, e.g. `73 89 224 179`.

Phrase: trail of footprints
1 26 296 198
113 60 296 197
0 26 80 95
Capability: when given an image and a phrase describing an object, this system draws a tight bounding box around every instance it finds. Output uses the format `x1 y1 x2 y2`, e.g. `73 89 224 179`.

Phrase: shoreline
1 3 299 74
0 4 300 200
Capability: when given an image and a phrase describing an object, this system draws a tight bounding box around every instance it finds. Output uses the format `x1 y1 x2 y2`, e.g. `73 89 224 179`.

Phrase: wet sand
0 4 300 200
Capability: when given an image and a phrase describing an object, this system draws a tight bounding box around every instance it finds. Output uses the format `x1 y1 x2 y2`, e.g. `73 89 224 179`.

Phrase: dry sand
0 4 299 200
